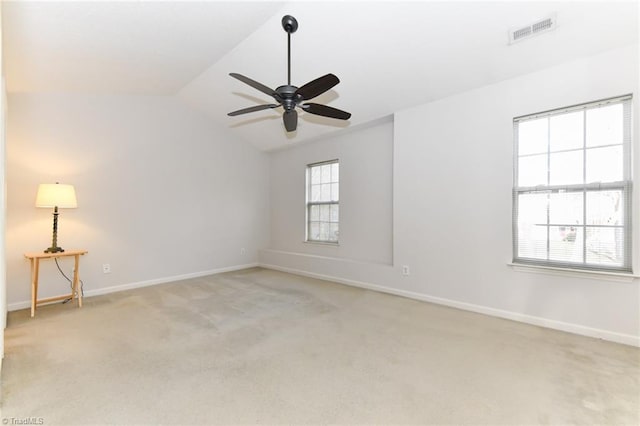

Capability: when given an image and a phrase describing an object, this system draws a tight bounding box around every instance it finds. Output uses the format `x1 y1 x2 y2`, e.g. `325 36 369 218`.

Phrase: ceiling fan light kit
228 15 351 132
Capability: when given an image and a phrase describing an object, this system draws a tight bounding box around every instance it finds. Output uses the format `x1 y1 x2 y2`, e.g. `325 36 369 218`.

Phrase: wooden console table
24 249 88 317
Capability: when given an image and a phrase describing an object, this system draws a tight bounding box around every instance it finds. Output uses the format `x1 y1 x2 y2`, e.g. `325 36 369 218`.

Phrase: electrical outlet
402 265 410 276
102 263 111 274
240 248 246 255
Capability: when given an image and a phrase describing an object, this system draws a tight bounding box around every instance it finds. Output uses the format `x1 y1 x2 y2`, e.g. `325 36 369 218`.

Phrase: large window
306 160 339 243
513 95 632 272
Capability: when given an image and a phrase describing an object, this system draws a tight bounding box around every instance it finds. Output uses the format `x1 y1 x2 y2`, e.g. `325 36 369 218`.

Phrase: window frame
512 95 633 273
305 159 340 244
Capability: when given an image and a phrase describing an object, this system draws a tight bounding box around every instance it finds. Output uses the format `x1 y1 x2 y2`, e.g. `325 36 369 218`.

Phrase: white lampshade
35 183 78 208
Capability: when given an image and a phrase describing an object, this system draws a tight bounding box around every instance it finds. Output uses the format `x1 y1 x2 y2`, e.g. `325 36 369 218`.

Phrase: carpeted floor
1 267 638 425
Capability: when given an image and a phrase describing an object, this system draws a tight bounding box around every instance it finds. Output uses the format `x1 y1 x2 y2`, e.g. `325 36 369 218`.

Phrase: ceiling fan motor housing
276 85 299 111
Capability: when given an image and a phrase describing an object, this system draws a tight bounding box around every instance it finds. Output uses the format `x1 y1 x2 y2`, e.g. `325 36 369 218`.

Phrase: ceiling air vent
509 13 557 44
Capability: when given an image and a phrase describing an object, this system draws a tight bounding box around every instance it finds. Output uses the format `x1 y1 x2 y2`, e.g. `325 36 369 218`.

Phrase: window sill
508 263 639 283
303 240 339 247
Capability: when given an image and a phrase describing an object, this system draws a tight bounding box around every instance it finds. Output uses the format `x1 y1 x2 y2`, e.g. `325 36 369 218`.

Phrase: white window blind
513 95 632 272
306 160 339 243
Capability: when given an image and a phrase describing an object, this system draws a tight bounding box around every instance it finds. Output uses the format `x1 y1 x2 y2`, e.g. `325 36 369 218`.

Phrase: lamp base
44 246 65 254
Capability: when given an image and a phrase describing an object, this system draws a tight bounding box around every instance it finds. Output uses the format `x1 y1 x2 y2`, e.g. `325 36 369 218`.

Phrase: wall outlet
402 265 410 276
240 248 246 255
102 263 111 274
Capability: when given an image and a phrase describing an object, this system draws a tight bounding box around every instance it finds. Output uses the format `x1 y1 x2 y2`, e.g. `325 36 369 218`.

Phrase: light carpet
1 267 638 425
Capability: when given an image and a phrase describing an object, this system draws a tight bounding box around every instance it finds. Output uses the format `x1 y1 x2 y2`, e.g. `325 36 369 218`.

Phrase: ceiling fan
228 15 351 132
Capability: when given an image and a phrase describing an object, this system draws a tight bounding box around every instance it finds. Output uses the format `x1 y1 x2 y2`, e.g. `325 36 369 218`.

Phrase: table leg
31 258 40 317
73 254 82 308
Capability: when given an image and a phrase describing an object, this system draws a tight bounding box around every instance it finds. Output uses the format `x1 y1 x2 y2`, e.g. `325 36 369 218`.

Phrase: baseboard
259 263 640 348
7 263 259 312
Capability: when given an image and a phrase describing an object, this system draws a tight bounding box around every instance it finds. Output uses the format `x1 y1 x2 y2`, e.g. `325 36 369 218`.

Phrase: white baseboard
7 263 259 312
10 260 638 347
259 263 640 348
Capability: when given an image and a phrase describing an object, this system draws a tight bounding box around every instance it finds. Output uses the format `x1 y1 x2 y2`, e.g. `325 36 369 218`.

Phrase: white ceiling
4 1 638 151
3 1 285 94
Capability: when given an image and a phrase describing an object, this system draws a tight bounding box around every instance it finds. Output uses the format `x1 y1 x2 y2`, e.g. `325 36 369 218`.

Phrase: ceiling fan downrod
282 15 298 86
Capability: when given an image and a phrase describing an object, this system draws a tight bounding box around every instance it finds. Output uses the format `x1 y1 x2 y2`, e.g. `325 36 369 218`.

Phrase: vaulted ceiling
4 1 638 151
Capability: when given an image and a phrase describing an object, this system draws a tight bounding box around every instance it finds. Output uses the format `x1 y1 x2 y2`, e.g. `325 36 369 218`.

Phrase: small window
513 95 632 272
306 160 339 243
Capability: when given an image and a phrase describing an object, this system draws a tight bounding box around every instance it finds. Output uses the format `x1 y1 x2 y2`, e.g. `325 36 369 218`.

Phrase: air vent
509 13 557 44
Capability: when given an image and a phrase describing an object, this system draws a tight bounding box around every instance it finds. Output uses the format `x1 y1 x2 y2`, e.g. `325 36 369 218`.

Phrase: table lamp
36 183 77 253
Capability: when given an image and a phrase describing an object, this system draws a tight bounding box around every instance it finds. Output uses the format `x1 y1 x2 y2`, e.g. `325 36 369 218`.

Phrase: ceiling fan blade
229 73 279 99
295 73 340 101
283 110 298 132
301 103 351 120
228 104 279 116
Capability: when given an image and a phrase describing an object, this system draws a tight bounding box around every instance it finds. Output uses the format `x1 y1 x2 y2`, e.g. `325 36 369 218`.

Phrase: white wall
261 44 640 346
6 94 270 307
0 1 6 365
269 118 393 265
